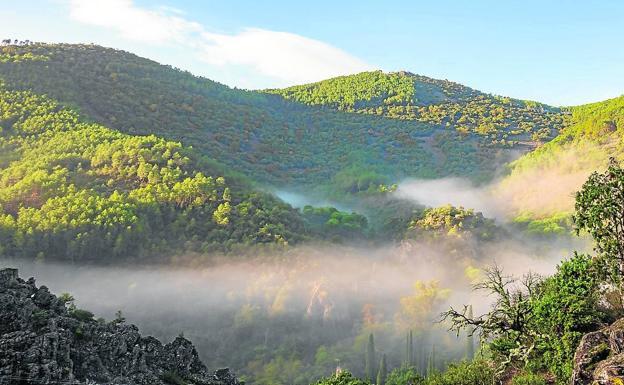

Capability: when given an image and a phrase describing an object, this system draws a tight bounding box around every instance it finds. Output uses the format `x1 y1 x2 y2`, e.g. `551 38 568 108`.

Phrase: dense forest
266 71 567 145
0 44 567 188
0 86 376 262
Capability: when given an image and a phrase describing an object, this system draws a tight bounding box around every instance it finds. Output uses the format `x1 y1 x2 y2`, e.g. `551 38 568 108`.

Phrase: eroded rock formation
0 268 241 385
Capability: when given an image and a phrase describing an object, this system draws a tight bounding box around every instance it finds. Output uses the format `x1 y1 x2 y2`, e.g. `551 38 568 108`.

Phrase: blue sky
1 0 623 105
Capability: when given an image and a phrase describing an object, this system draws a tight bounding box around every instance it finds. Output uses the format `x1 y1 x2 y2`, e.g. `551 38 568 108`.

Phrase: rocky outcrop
572 318 624 384
0 268 242 385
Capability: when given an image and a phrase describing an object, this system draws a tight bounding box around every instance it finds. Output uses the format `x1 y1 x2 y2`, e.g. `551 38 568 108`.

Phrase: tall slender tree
377 353 387 385
405 330 414 367
427 344 436 377
466 305 475 360
365 333 376 382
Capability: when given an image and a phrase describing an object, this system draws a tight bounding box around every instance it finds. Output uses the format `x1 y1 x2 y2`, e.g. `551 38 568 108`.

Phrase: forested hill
0 87 309 262
0 43 565 187
265 71 567 144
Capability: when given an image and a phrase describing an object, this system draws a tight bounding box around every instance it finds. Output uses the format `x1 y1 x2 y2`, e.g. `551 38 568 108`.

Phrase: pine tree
466 305 475 360
376 353 387 385
365 333 376 382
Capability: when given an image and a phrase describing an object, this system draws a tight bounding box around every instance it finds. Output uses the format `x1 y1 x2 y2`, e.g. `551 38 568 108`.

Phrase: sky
1 0 623 106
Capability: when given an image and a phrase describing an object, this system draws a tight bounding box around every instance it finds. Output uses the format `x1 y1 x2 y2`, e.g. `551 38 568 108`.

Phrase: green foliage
409 205 498 241
512 212 573 236
377 353 387 385
531 254 602 380
58 292 75 305
574 159 624 279
0 44 565 187
502 94 624 222
315 371 369 385
0 87 306 261
444 253 603 382
330 166 391 195
302 205 368 240
510 372 547 385
424 360 494 385
70 308 95 322
267 70 566 147
465 306 475 361
31 309 49 328
0 44 48 63
385 367 423 385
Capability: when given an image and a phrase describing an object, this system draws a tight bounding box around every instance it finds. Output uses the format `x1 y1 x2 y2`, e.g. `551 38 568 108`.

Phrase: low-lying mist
395 178 502 218
1 228 588 383
394 155 596 220
1 158 599 383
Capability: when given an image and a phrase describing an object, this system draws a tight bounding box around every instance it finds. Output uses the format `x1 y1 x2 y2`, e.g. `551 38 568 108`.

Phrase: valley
0 38 623 385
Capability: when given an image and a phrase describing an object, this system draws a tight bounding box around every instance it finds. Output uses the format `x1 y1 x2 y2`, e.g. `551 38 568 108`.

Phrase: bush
530 253 602 380
70 308 94 322
386 367 423 385
510 372 547 385
425 361 494 385
315 371 369 385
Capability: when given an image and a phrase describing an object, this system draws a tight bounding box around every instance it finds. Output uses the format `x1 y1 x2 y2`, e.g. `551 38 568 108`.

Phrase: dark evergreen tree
365 333 376 382
466 305 475 360
376 353 387 385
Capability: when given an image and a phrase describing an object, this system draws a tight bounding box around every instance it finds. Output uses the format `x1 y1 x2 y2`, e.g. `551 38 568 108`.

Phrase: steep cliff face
0 268 241 385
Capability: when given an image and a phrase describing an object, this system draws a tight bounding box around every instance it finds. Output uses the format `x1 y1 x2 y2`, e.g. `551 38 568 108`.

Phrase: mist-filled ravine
1 223 587 384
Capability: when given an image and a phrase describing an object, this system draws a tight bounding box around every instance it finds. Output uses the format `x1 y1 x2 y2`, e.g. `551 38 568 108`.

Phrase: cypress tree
365 333 376 382
405 330 414 367
427 344 436 377
376 353 387 385
466 305 475 360
418 334 426 375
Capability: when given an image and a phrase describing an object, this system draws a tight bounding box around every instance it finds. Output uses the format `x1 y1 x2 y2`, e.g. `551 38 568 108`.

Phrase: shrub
510 372 547 385
425 361 494 385
70 308 94 322
386 367 423 385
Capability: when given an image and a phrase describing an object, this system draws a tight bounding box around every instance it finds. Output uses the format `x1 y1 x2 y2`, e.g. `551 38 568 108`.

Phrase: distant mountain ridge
0 43 567 187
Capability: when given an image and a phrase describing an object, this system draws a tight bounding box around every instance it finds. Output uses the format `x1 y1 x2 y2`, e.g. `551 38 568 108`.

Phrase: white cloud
66 0 373 87
68 0 202 44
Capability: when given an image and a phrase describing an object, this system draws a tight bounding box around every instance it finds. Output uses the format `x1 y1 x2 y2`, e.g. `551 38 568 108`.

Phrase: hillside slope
0 43 566 187
0 86 308 262
266 70 567 146
497 94 624 219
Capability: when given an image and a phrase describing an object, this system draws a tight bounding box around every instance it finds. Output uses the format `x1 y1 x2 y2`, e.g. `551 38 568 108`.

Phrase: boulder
572 318 624 384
